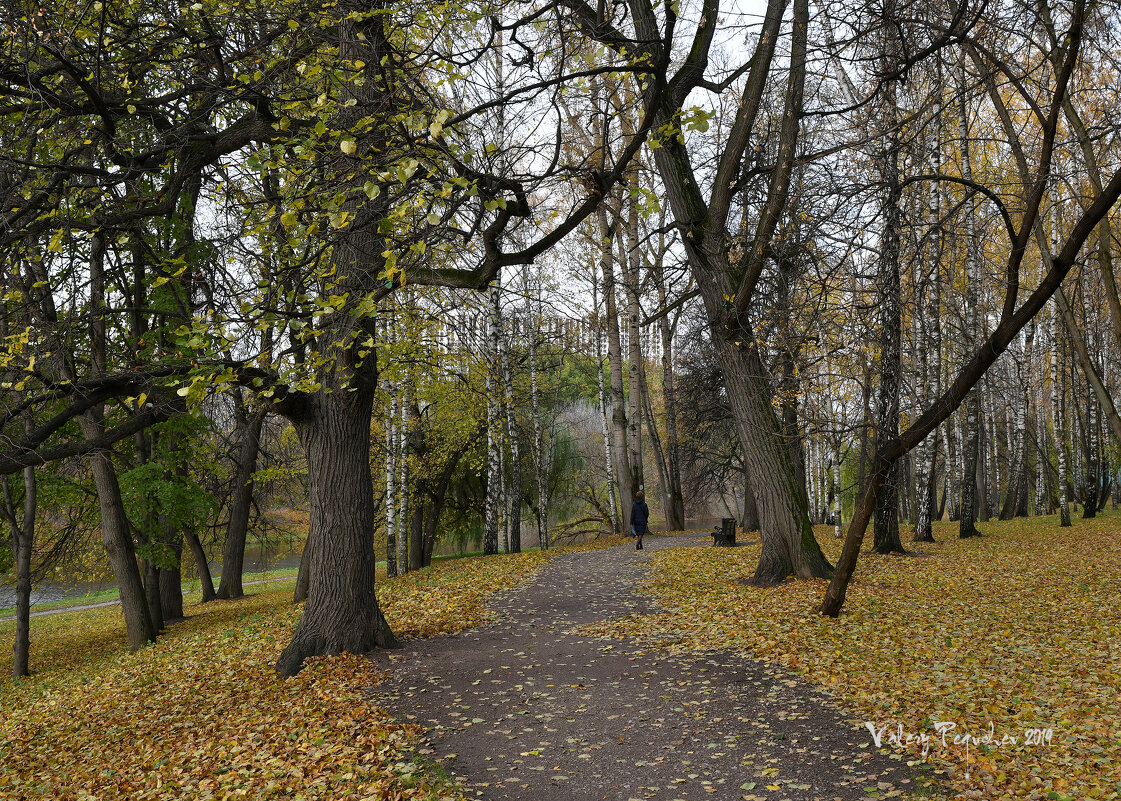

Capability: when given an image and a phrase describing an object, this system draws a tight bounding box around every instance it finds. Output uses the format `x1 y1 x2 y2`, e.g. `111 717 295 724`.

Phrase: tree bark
498 307 522 553
185 528 216 602
217 404 265 599
276 5 400 671
3 447 35 677
79 231 156 648
742 472 760 532
385 380 398 577
144 558 164 632
872 0 905 554
276 392 397 676
483 283 502 555
592 266 621 535
652 254 686 530
600 207 635 533
621 188 645 495
957 60 982 539
711 329 832 583
84 443 157 646
641 0 829 584
293 535 311 604
398 380 412 566
159 540 185 622
526 271 551 546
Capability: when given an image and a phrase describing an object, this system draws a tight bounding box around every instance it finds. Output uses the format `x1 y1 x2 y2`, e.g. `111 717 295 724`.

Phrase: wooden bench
712 517 737 547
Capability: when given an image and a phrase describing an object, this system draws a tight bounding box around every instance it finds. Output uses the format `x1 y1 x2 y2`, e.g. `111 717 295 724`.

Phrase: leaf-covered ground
581 515 1121 801
0 540 620 800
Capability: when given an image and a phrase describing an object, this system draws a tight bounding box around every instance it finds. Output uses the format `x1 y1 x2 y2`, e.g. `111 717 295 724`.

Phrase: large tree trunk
711 331 833 584
217 404 265 599
640 0 826 582
276 392 397 676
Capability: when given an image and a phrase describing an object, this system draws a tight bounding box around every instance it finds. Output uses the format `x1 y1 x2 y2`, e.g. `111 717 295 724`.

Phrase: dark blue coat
630 498 649 535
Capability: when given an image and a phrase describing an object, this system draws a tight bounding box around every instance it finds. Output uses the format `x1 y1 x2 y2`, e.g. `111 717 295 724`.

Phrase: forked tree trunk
642 0 827 582
217 405 265 599
276 391 397 676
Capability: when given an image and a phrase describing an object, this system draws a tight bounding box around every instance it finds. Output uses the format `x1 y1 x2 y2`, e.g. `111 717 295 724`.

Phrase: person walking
631 491 649 550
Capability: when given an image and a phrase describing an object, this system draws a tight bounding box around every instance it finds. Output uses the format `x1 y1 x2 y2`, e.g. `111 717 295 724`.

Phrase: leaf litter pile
581 515 1121 801
0 542 619 800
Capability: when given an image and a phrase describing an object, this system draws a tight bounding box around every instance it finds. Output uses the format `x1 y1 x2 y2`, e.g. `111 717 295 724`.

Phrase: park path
370 535 917 801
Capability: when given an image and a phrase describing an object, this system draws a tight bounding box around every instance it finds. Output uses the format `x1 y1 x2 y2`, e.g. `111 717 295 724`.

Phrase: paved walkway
371 535 916 801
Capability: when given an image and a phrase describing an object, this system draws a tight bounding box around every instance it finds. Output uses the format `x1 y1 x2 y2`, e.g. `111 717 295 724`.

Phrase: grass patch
582 513 1121 800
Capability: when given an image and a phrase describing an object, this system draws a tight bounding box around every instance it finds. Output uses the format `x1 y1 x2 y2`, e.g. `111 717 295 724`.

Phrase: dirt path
371 535 918 801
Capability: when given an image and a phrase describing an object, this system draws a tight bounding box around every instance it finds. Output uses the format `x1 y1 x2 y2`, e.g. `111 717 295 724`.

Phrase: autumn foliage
0 547 582 800
583 516 1121 801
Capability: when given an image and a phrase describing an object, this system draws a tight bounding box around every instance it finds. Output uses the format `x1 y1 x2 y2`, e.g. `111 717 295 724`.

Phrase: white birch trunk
397 383 410 572
385 384 397 578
